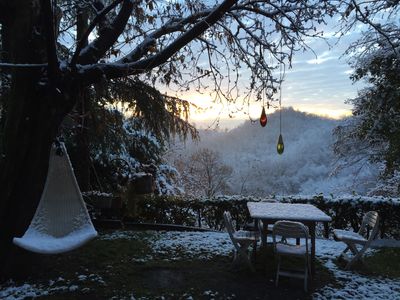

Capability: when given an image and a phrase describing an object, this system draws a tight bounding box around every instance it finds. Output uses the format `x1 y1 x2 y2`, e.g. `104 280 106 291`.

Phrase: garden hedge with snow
86 194 400 239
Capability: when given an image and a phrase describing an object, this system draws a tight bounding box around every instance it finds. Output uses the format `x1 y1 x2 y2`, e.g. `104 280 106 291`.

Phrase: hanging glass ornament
260 106 267 127
277 133 284 155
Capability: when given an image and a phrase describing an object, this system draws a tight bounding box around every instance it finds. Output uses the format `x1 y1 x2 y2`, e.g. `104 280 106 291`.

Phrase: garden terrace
0 229 399 299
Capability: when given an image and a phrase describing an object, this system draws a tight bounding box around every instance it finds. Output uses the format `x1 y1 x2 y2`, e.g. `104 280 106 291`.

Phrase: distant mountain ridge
168 107 378 196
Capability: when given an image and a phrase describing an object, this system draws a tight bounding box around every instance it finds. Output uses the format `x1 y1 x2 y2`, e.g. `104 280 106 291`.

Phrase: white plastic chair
223 211 259 272
272 220 311 292
333 211 379 270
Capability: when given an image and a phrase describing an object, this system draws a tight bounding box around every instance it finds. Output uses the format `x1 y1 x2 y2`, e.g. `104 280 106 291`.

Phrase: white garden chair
223 211 259 272
333 211 379 270
272 220 311 292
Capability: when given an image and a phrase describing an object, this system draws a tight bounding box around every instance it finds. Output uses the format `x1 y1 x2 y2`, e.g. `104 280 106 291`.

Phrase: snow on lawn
313 241 400 299
314 259 400 299
0 276 87 300
103 230 400 299
150 231 233 259
100 230 233 261
0 274 106 299
1 230 399 299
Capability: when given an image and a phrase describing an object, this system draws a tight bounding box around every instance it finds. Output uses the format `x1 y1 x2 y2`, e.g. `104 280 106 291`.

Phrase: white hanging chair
13 142 98 254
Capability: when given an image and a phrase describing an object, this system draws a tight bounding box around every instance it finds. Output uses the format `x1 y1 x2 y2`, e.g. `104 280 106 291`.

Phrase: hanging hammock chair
13 142 98 254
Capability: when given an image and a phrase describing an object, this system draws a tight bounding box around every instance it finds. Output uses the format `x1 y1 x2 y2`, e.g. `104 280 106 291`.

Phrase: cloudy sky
184 23 365 129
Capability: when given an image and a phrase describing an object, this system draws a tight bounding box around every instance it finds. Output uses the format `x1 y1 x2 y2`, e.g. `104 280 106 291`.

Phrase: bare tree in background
177 148 233 197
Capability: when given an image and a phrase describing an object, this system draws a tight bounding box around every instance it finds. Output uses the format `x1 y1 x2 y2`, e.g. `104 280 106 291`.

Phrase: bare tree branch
351 0 399 56
78 0 238 83
70 0 123 67
117 10 212 64
73 0 133 66
0 63 48 70
41 0 60 83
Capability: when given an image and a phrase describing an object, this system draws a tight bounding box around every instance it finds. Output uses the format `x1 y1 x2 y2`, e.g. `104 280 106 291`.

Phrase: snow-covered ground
1 231 399 299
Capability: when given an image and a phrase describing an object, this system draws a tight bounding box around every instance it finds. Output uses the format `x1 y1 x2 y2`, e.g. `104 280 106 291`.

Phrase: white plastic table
247 202 332 274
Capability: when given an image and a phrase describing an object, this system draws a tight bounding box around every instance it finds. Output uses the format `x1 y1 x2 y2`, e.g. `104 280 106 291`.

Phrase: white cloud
306 51 337 65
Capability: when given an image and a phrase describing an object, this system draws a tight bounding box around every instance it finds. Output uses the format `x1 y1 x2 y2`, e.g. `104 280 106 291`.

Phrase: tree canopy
0 0 339 276
333 0 400 196
1 0 399 277
0 0 337 101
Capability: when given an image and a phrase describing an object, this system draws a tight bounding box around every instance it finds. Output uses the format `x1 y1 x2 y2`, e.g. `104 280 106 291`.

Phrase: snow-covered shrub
65 108 183 196
125 194 400 238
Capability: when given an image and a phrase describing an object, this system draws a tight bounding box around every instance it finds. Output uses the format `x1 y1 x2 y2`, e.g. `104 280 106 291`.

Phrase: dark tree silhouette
0 0 336 277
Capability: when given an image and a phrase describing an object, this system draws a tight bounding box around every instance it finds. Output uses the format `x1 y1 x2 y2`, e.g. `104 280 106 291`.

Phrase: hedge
88 194 400 239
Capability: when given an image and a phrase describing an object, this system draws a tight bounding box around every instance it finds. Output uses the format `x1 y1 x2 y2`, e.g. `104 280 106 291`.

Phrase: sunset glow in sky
178 24 364 130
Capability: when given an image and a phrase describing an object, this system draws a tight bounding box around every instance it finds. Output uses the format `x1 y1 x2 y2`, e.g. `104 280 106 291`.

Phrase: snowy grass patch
1 230 399 299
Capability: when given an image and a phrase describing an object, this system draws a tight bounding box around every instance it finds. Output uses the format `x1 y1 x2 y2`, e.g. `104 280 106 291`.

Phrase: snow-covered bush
124 194 400 238
334 11 400 196
65 108 183 196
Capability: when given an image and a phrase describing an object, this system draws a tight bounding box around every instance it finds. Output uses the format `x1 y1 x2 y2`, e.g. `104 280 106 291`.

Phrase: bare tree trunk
0 1 74 279
72 7 91 191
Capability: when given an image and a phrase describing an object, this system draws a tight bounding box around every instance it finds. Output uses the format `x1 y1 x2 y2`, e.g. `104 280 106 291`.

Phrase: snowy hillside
166 108 379 196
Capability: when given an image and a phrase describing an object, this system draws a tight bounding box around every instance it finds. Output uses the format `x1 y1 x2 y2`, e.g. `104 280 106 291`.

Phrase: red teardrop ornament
260 106 267 127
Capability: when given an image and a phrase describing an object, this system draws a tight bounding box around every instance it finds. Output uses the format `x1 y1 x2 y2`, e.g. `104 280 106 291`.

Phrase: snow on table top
247 202 332 222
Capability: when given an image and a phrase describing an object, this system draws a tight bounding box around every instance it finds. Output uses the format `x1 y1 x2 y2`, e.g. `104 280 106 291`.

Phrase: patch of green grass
8 231 397 299
26 236 329 299
336 248 400 278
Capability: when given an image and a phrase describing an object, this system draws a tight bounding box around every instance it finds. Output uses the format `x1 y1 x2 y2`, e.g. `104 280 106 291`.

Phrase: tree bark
72 7 91 191
0 0 75 279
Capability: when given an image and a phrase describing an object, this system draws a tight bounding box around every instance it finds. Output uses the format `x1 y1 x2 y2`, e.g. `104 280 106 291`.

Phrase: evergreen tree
334 0 400 195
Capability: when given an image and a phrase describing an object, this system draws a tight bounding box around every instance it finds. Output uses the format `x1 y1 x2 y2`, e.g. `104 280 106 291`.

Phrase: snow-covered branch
0 63 48 71
350 0 399 56
75 0 134 65
117 10 212 64
78 0 238 83
70 0 125 67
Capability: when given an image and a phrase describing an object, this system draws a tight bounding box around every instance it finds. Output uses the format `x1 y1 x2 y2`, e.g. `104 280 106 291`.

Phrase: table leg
261 220 269 247
324 222 329 238
252 219 259 262
310 222 316 275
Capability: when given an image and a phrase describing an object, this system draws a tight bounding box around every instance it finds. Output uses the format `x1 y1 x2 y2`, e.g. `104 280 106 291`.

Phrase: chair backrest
358 211 380 241
273 221 309 239
223 211 236 236
272 221 309 252
224 211 242 250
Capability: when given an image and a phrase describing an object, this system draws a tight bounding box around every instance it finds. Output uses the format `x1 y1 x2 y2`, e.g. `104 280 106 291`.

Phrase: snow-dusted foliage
166 108 379 197
154 164 183 195
368 170 400 197
334 1 400 196
65 108 183 195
